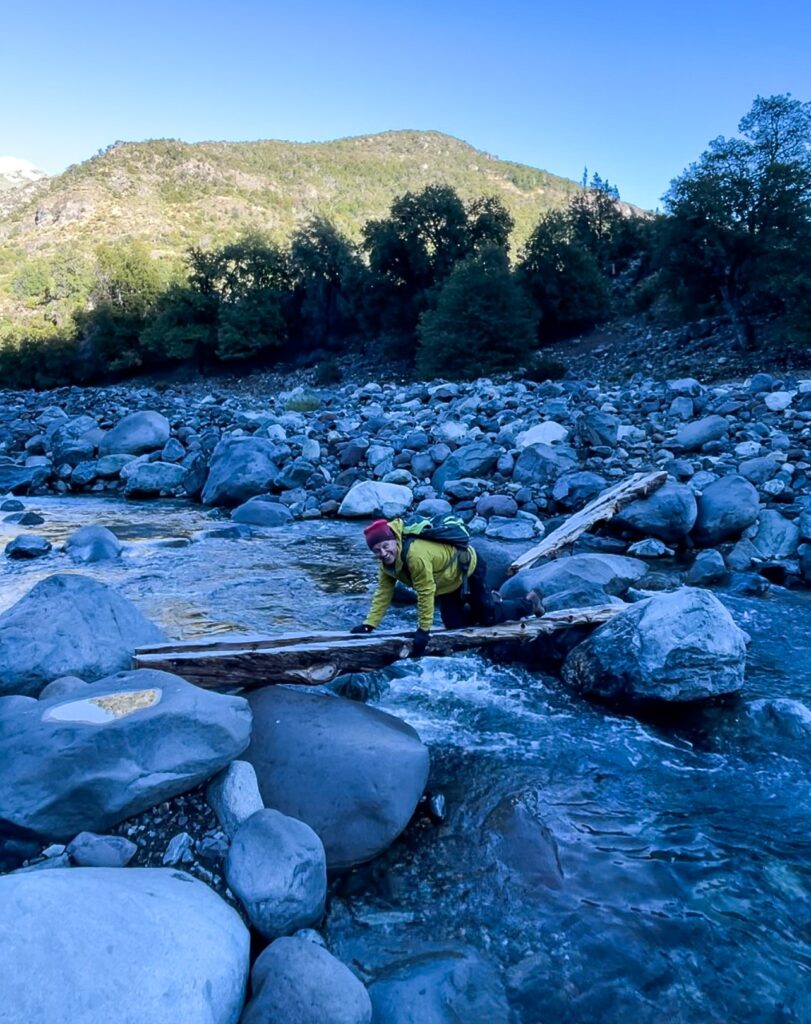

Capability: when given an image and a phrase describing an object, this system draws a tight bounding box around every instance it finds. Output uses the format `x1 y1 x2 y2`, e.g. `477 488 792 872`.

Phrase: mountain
0 157 48 191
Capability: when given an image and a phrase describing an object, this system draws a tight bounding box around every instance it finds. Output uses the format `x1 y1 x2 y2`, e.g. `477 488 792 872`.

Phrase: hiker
350 517 540 657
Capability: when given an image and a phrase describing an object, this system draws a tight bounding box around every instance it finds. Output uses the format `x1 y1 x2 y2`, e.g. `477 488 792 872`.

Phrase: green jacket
363 518 478 632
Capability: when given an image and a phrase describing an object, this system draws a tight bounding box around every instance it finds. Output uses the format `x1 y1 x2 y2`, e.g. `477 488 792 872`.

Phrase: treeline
2 94 810 388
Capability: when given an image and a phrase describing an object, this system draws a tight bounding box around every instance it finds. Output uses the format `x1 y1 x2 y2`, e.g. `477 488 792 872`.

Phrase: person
350 518 540 657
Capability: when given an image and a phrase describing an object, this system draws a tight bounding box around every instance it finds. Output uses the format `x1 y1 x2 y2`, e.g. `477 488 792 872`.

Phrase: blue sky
1 0 809 210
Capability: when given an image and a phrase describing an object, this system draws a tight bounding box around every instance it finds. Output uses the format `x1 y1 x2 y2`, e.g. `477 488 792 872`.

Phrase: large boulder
612 481 698 542
512 443 577 487
692 474 760 546
675 415 729 451
202 436 280 507
369 946 510 1024
0 463 47 494
750 509 800 560
65 524 123 563
431 441 501 492
243 936 372 1024
0 868 249 1024
338 480 413 519
0 574 166 697
500 554 647 607
244 688 429 869
99 411 171 456
0 668 252 839
561 588 747 705
231 497 294 527
124 461 186 497
225 808 326 939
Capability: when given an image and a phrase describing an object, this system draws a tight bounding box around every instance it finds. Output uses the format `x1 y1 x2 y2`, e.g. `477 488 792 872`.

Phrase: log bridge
133 470 665 689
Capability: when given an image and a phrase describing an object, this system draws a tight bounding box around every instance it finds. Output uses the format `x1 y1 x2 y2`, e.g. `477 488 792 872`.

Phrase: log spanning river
2 496 810 1023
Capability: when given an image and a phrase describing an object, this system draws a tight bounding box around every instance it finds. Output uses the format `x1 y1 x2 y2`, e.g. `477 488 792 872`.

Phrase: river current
2 496 809 1023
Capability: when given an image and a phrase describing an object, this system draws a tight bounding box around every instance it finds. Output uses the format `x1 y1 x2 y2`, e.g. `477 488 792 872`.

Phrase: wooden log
507 470 668 575
132 605 621 690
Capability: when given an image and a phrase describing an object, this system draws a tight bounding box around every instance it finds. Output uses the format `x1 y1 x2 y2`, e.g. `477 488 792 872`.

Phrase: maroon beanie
364 519 395 549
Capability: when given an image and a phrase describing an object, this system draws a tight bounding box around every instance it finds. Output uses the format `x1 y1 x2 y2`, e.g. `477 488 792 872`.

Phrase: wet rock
482 788 563 890
5 533 52 559
243 935 372 1024
685 549 728 586
0 574 166 696
562 588 747 705
692 474 760 546
206 760 265 838
747 698 811 739
99 410 171 455
65 524 123 562
0 668 252 840
500 553 647 606
750 509 800 560
612 481 698 542
124 461 186 497
0 868 249 1024
66 831 138 867
338 481 413 518
245 688 429 869
225 808 326 939
201 435 280 507
369 946 509 1024
0 464 46 494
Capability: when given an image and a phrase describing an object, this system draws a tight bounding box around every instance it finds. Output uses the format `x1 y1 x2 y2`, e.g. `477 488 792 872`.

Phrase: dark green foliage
525 354 568 382
289 217 362 348
517 211 611 342
659 94 811 347
313 355 343 385
416 246 537 379
0 334 82 389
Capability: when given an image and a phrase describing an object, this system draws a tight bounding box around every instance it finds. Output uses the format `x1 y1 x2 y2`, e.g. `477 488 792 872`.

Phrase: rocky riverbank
2 363 811 1022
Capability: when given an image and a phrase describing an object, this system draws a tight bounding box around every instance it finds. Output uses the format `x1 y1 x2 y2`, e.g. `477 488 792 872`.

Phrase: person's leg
438 588 467 629
466 556 499 626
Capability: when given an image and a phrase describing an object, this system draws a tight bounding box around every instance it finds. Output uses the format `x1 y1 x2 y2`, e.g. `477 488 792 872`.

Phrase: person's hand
410 628 430 658
350 623 374 634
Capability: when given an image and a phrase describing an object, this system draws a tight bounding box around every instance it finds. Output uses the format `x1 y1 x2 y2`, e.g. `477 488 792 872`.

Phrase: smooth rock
675 415 729 451
692 474 760 546
338 480 413 519
5 533 52 559
206 760 265 838
202 436 280 507
65 524 123 563
613 481 698 542
99 410 171 455
67 831 138 867
124 461 186 497
232 496 294 527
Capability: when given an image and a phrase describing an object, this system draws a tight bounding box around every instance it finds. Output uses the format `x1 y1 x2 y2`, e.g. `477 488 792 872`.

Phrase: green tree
660 93 811 346
416 245 537 379
289 216 362 348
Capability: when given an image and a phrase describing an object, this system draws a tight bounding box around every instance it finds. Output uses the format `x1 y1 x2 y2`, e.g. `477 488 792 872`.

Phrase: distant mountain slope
0 131 582 258
0 157 48 192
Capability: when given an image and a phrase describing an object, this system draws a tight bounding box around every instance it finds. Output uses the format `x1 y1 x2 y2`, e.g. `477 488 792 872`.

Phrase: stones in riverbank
561 588 747 705
0 574 167 696
0 668 251 839
0 867 249 1024
65 524 123 562
244 687 429 869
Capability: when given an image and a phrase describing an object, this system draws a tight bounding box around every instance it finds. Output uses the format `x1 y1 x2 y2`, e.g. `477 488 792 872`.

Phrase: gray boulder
232 497 294 527
685 549 728 586
612 481 698 542
0 574 166 696
66 831 138 867
65 524 123 563
431 441 501 492
207 760 264 837
124 461 186 497
750 509 800 560
99 411 171 456
225 809 326 939
243 936 372 1024
338 481 413 518
5 533 52 559
0 668 252 839
561 588 747 705
0 867 249 1024
202 436 280 507
512 443 577 487
244 688 429 869
38 675 89 700
692 474 760 546
500 554 647 606
369 946 509 1024
675 415 729 451
51 415 100 465
0 463 47 494
571 410 619 448
551 471 607 510
481 788 563 891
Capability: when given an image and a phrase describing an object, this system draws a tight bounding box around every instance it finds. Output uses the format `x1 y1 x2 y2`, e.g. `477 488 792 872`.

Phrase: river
2 496 809 1023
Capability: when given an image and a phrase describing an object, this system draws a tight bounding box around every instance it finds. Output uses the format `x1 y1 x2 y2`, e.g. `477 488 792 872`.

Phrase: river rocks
368 946 510 1024
516 421 568 447
675 414 729 451
202 435 280 507
124 460 186 497
0 575 167 696
66 831 138 867
5 532 52 559
229 495 292 526
0 668 252 839
692 474 760 546
0 867 249 1024
750 509 800 560
225 809 326 939
500 554 647 608
561 588 747 705
244 687 429 869
612 481 698 542
432 441 501 492
207 760 265 837
339 480 413 518
243 936 372 1024
685 549 728 586
512 443 577 487
99 410 171 455
65 524 123 562
481 788 563 890
0 463 46 494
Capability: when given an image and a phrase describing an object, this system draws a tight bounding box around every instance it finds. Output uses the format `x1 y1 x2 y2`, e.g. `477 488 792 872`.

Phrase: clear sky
1 0 809 211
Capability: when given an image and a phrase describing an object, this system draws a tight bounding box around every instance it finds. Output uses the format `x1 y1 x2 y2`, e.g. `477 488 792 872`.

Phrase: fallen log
132 605 621 689
508 470 667 575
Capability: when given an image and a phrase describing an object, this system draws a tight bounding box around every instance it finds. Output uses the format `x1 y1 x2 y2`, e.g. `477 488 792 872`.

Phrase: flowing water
2 497 810 1022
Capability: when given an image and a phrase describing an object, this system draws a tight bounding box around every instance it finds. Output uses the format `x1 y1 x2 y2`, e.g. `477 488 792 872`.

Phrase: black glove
350 623 374 634
410 628 430 658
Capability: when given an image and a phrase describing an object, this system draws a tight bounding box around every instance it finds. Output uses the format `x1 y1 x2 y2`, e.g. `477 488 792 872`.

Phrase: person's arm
364 568 397 628
407 547 437 632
